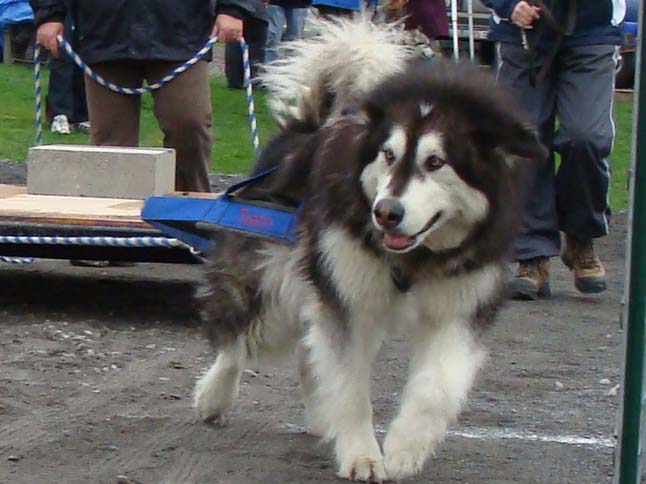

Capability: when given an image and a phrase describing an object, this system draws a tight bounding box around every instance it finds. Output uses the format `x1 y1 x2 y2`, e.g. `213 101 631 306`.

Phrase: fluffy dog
193 17 545 482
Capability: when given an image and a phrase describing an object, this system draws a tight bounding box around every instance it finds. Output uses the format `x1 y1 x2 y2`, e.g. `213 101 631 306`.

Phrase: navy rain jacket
29 0 267 64
484 0 626 47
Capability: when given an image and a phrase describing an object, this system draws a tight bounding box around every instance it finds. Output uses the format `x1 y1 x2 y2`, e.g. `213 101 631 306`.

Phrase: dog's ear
497 122 549 161
362 96 386 127
472 114 548 163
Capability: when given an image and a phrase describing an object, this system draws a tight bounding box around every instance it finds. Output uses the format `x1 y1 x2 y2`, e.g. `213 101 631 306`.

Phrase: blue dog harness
142 168 300 255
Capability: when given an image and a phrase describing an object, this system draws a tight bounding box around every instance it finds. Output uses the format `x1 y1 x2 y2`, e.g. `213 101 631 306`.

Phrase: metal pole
615 0 646 481
450 0 459 61
467 0 475 61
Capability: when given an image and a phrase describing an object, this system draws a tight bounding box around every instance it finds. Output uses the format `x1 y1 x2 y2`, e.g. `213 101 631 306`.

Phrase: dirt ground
0 162 627 483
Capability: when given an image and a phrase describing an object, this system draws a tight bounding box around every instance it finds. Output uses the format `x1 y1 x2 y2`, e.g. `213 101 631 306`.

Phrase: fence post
615 0 646 481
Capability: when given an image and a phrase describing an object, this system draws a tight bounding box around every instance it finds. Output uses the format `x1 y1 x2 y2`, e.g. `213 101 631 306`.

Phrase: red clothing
405 0 449 39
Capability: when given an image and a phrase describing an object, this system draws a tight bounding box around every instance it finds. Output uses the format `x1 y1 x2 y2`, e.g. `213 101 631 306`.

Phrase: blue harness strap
141 167 300 254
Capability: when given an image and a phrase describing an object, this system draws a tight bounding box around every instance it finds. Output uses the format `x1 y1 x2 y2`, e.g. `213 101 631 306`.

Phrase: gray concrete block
28 145 176 199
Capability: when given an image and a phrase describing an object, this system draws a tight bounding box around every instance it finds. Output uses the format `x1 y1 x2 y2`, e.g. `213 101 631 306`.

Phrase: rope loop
34 36 260 154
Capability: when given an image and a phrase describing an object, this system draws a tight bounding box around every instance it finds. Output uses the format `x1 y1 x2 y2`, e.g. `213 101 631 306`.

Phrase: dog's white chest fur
318 226 502 332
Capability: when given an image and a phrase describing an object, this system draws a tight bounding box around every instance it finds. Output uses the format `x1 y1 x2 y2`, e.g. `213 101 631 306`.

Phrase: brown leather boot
561 235 607 294
509 257 551 300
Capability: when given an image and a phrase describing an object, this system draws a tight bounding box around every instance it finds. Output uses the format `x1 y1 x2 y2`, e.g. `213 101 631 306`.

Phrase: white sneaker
74 121 91 133
51 114 71 135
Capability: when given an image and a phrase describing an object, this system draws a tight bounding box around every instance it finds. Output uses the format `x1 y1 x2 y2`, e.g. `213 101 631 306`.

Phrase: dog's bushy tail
260 16 414 129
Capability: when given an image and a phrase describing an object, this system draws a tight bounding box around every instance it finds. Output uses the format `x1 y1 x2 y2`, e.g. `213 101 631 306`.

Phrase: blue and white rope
34 36 260 155
0 235 189 248
34 42 44 146
242 40 260 157
0 256 35 264
57 35 217 95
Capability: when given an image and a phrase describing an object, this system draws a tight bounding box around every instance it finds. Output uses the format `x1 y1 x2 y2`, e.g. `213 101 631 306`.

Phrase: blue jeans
265 5 308 64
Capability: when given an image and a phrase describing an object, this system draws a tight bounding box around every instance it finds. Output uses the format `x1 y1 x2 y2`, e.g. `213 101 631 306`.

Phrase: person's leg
284 7 308 42
553 44 618 293
265 5 287 64
224 42 244 89
83 60 143 146
496 42 558 299
246 17 268 84
72 61 143 267
47 55 75 133
147 60 212 192
46 11 76 131
497 42 560 261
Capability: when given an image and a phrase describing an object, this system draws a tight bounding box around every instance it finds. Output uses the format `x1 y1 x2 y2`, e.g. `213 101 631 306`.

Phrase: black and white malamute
194 18 545 482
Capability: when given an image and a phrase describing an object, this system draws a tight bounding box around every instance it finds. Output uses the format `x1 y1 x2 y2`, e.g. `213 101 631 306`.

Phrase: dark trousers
225 18 267 89
84 60 212 193
496 43 618 261
46 13 88 124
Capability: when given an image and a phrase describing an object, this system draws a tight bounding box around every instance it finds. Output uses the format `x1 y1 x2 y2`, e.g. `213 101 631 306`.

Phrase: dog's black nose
373 198 405 229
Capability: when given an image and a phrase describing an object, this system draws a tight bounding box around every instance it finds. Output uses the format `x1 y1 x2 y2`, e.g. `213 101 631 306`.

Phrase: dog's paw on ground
192 377 238 424
338 455 387 483
383 448 427 481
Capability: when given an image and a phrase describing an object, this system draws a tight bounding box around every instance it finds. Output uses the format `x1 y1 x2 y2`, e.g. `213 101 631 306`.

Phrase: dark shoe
509 257 551 300
561 235 607 294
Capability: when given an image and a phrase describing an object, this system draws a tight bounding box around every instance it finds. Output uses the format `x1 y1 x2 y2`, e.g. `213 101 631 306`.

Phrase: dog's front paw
383 450 426 481
193 373 238 424
383 433 430 480
338 455 386 483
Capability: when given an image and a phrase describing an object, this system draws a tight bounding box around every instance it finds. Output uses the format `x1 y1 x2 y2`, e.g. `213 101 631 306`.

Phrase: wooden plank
0 184 220 228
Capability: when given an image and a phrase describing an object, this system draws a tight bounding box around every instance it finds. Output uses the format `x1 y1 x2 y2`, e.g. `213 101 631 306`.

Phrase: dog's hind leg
305 318 386 483
383 320 486 480
193 335 247 423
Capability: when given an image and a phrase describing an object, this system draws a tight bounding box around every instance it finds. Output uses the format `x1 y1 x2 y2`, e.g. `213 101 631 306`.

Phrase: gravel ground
0 159 628 483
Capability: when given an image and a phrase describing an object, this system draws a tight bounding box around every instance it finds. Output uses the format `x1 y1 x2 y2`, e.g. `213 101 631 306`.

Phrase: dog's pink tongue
384 233 414 250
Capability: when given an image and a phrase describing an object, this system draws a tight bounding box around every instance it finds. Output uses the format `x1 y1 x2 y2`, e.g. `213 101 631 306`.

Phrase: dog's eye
424 155 445 172
381 148 395 165
382 148 396 165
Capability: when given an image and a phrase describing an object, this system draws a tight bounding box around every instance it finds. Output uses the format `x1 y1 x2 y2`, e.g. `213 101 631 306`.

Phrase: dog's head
349 61 547 255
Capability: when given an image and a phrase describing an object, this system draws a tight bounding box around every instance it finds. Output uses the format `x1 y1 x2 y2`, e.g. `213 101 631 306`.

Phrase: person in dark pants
30 0 267 193
46 0 88 134
264 0 310 65
225 17 267 89
487 0 626 299
312 0 359 18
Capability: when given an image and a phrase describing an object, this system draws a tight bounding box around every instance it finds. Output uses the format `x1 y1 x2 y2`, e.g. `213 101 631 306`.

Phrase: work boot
561 235 607 294
509 256 551 300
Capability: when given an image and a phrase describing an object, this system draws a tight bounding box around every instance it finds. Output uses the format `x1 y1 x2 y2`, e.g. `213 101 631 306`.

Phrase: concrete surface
28 145 176 199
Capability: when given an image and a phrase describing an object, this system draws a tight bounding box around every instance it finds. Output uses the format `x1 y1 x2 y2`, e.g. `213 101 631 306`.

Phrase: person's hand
511 1 541 29
385 0 408 15
212 14 243 43
36 21 64 57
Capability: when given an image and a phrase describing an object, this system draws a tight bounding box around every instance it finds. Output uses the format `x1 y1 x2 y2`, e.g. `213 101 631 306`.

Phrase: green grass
0 63 635 209
0 63 275 175
612 99 633 210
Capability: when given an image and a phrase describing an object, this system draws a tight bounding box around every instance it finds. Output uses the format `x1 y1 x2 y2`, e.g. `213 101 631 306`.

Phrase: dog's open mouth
383 232 416 251
382 211 444 252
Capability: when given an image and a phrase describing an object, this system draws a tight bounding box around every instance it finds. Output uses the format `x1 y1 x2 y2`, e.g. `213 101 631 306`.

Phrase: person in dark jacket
487 0 625 300
30 0 267 193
